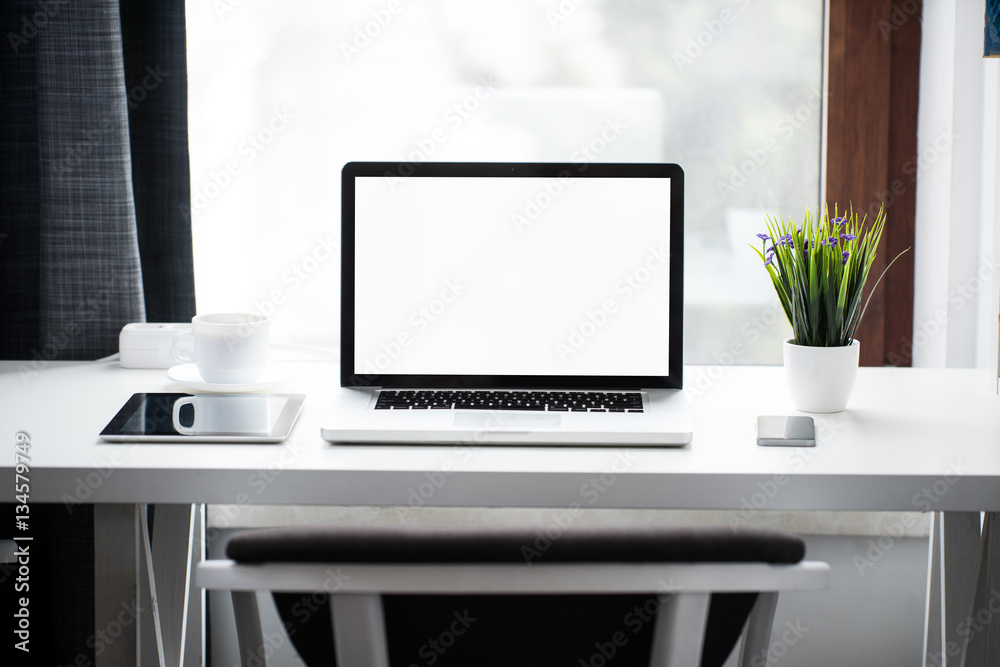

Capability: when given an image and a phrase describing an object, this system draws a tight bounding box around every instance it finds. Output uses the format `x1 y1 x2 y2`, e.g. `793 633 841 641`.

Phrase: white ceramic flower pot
782 338 860 413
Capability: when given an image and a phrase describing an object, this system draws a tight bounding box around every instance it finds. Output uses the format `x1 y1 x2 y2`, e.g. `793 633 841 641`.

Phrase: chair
196 524 829 667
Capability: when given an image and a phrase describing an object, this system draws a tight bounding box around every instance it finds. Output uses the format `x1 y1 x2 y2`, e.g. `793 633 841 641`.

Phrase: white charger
119 322 192 369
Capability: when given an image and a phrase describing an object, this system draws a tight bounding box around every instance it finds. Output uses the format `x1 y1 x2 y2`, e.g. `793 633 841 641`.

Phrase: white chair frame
197 559 829 667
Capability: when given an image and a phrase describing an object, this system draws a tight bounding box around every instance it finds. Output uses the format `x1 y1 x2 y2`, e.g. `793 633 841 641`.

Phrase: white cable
269 343 340 360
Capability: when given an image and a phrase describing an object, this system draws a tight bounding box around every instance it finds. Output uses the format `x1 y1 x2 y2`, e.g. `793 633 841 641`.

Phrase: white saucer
166 364 293 393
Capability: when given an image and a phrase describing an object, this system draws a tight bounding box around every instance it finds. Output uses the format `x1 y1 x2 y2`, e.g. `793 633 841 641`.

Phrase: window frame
826 0 921 366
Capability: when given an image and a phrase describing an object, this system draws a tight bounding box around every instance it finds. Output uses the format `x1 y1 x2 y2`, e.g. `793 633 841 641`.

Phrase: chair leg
231 591 266 667
331 594 390 667
649 592 711 667
738 592 779 667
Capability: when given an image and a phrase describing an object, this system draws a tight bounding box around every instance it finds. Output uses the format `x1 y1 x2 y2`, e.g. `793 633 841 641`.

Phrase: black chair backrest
226 524 807 667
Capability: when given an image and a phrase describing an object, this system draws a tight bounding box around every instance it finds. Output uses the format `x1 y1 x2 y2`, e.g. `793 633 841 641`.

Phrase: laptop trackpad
454 412 562 430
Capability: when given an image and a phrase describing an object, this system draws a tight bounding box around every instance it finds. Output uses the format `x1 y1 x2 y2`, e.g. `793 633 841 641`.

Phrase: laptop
321 161 692 446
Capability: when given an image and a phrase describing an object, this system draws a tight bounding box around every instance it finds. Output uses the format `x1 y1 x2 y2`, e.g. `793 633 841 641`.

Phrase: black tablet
100 393 306 443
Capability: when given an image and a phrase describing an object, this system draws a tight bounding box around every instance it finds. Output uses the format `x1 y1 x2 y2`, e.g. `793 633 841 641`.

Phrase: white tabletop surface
1 360 998 511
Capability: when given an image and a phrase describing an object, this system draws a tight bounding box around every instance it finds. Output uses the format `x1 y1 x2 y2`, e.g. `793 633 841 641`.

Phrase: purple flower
802 238 810 250
776 233 794 247
756 233 769 241
764 253 775 266
820 236 839 247
832 216 847 225
840 233 857 242
765 245 775 255
842 250 850 265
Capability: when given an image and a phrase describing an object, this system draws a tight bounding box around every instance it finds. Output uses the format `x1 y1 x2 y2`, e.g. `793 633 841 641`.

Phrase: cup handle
172 397 196 435
172 331 195 364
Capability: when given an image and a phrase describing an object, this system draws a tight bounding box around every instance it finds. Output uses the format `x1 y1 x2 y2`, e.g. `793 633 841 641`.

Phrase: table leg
94 504 140 667
136 505 205 667
926 512 943 665
95 504 204 666
924 512 984 667
186 505 205 667
960 512 999 666
139 521 158 666
139 504 202 666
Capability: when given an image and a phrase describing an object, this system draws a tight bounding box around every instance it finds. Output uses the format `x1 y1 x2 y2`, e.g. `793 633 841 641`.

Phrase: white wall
990 61 1000 389
913 0 1000 369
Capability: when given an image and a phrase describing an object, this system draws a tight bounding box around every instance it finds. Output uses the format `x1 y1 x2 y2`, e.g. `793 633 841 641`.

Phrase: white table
1 360 998 666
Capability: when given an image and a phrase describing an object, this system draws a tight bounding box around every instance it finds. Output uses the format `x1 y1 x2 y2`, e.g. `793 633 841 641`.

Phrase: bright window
186 0 824 364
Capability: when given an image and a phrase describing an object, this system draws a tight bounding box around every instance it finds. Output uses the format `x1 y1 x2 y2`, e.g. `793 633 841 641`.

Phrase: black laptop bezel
341 161 684 390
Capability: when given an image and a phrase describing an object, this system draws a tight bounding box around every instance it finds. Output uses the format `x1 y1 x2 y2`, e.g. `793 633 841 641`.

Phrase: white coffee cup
172 313 270 384
172 394 271 435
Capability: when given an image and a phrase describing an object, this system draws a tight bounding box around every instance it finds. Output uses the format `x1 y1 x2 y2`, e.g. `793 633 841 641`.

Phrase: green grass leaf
749 203 906 347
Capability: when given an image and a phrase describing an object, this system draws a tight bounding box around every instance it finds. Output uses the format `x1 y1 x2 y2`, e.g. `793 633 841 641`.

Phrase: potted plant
753 204 907 412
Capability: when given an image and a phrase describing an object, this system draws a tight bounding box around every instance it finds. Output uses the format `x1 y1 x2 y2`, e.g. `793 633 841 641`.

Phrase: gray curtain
0 1 194 663
1 0 195 360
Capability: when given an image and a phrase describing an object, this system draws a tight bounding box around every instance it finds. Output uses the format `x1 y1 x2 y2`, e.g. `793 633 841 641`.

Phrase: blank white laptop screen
352 172 673 379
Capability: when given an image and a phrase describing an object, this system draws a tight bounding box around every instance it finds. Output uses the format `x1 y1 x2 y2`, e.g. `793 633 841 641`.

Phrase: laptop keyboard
374 390 644 413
